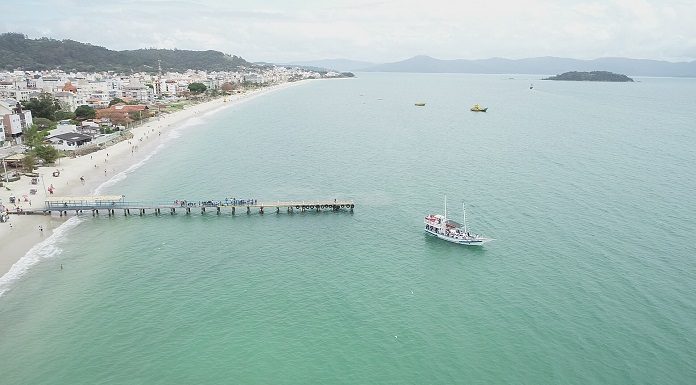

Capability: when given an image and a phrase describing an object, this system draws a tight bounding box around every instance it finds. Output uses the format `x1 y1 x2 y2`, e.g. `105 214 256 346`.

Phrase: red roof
62 81 77 93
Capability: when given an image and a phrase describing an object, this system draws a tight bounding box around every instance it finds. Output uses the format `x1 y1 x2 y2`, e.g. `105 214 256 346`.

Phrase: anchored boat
470 104 487 112
415 102 426 106
424 197 492 246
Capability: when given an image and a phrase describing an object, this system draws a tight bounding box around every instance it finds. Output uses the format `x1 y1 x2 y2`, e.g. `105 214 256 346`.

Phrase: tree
74 105 96 120
54 110 76 121
32 117 57 131
21 92 61 120
109 98 125 106
22 153 36 172
188 82 207 94
33 144 59 164
128 109 151 122
23 124 47 149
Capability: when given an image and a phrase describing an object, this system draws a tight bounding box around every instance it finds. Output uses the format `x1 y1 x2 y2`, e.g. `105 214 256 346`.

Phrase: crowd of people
173 197 259 207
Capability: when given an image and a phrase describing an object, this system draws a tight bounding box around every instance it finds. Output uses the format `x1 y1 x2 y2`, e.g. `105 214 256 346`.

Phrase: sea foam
0 216 83 297
0 111 211 297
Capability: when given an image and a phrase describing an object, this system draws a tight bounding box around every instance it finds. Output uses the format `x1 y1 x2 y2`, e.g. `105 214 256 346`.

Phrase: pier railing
41 197 354 216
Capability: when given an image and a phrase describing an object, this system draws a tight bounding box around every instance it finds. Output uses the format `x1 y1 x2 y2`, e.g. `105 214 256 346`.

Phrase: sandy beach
0 81 301 285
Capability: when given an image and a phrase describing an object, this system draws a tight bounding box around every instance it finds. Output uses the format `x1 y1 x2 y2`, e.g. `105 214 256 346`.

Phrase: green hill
542 71 634 82
0 33 253 73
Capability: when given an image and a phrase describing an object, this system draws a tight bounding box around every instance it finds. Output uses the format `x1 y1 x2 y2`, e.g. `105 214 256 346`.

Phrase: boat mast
444 195 447 223
463 203 468 234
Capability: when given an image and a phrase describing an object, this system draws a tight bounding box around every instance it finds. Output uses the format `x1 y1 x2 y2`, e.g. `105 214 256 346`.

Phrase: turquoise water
1 74 696 384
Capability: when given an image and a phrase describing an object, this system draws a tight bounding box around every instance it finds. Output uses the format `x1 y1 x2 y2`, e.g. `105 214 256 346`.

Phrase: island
542 71 634 82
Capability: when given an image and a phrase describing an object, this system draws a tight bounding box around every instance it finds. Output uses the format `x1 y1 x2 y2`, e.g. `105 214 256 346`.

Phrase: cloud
1 0 694 62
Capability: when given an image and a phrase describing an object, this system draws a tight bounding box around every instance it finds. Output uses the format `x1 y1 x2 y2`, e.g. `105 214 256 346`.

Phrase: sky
2 0 695 63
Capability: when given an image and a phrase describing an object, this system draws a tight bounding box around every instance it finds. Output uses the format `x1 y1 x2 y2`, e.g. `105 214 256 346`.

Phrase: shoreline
0 81 304 292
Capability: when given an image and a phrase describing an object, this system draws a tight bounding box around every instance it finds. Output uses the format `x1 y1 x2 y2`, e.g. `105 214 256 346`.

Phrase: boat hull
425 228 491 246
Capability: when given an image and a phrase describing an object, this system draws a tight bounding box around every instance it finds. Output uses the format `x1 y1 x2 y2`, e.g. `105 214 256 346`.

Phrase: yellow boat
470 104 487 112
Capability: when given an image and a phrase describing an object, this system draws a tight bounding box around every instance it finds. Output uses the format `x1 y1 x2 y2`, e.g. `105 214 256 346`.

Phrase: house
54 91 77 111
95 104 149 125
122 84 153 103
80 120 101 136
48 120 78 137
46 132 93 151
0 100 33 144
159 80 178 96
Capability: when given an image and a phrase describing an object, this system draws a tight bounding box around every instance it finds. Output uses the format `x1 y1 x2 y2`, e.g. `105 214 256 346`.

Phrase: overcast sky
3 0 695 63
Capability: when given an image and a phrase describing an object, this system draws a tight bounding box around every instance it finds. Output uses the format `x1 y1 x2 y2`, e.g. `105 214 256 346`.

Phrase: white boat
424 197 493 245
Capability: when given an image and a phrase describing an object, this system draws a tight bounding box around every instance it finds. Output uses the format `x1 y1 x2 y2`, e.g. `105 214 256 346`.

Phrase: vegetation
74 105 96 120
542 71 634 82
22 124 48 149
109 98 126 106
188 82 207 94
32 117 56 131
54 110 76 121
21 92 62 120
128 110 150 122
22 153 36 172
0 32 254 72
33 144 60 164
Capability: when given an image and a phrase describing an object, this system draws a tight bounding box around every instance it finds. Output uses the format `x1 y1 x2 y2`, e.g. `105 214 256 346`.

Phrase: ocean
1 73 695 384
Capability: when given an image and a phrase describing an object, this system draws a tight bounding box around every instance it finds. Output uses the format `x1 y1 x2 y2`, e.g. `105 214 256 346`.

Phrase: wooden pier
39 196 354 217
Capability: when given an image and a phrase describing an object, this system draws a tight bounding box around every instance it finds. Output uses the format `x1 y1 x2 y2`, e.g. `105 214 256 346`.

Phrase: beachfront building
96 104 149 126
46 132 93 151
122 84 153 104
160 80 178 97
0 100 33 144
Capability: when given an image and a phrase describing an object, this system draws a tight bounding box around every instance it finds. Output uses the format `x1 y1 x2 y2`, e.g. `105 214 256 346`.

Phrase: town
1 64 347 173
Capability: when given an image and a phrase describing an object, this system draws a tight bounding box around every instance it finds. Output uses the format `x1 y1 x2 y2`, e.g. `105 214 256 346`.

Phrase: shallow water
1 74 695 384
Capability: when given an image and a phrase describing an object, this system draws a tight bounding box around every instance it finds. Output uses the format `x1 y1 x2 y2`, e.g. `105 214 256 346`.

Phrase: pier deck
32 196 354 216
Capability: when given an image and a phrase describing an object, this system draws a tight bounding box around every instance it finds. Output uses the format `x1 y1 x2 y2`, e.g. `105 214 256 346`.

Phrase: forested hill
0 33 254 72
542 71 634 82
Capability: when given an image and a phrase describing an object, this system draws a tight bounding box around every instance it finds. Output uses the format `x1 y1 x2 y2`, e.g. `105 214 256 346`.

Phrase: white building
123 85 153 103
160 80 178 96
0 100 33 144
46 132 93 151
54 91 78 111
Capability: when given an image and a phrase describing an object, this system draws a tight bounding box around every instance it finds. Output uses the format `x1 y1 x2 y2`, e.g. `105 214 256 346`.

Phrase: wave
0 217 83 298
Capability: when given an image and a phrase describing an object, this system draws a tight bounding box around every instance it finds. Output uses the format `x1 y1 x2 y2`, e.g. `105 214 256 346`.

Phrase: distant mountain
543 71 634 82
362 55 696 77
284 59 376 72
0 32 253 73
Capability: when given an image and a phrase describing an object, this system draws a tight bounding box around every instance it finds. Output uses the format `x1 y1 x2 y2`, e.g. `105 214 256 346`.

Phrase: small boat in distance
424 197 493 246
470 104 487 112
529 83 534 89
415 102 426 106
